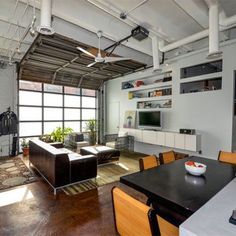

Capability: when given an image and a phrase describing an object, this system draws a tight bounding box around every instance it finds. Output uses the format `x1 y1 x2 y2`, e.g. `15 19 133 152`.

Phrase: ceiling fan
76 30 131 67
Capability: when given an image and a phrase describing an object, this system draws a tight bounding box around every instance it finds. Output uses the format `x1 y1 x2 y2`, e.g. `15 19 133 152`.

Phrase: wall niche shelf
180 77 222 94
180 60 223 95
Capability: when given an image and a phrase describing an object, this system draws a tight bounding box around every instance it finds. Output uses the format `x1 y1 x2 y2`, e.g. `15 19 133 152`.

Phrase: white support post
37 0 55 35
151 36 161 72
207 3 222 58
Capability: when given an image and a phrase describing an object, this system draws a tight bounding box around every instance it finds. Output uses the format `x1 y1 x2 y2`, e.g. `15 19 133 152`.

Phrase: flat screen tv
138 111 162 130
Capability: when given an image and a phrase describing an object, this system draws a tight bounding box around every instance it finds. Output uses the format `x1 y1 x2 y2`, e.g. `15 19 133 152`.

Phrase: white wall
105 41 236 159
0 64 17 157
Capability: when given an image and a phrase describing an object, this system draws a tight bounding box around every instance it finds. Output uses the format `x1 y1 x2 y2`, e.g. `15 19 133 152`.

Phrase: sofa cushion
106 141 116 149
70 133 84 142
118 130 128 137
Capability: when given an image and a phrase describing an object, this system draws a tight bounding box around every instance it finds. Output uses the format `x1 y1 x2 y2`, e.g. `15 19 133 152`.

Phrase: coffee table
80 145 120 164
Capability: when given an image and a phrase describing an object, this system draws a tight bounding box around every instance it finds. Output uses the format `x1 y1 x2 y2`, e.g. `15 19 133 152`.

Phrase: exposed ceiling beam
0 35 32 45
173 0 229 41
0 16 28 30
173 0 209 29
18 0 153 56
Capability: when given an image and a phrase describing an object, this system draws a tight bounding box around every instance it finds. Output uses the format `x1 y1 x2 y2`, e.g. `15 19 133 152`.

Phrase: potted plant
85 119 97 145
21 138 29 156
39 134 53 143
50 127 73 143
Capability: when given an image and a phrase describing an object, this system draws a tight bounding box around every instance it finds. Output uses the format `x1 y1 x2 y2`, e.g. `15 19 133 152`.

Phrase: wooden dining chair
159 151 176 165
111 187 179 236
139 155 159 171
218 151 236 165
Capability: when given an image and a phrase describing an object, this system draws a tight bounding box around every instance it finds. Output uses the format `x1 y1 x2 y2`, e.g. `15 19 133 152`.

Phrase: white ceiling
0 0 236 63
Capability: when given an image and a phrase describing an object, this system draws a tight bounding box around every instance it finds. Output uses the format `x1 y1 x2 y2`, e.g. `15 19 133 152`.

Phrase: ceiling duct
37 0 55 35
159 0 236 54
151 36 161 72
207 2 222 59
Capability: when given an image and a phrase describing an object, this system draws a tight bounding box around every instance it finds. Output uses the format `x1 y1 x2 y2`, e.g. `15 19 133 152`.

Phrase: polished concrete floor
0 158 146 236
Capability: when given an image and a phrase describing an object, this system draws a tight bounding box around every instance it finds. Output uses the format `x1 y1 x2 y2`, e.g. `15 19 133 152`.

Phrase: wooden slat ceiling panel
19 33 146 90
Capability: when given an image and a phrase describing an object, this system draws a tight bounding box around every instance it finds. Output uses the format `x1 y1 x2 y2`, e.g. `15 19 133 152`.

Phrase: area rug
63 151 147 195
0 157 37 191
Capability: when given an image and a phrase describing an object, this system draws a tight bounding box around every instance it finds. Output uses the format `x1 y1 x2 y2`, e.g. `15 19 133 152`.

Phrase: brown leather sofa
29 140 97 194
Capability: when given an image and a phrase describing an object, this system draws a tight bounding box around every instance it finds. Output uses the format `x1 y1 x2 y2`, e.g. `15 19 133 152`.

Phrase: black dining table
120 156 236 226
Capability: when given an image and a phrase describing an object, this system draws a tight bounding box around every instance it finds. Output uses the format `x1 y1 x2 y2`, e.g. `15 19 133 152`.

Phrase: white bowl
185 162 207 176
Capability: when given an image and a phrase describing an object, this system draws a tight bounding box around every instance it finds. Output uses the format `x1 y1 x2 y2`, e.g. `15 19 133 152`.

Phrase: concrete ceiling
0 0 236 64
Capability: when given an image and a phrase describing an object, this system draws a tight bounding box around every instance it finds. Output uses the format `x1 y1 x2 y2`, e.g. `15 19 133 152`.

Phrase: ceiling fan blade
104 57 131 63
76 46 96 58
87 61 97 67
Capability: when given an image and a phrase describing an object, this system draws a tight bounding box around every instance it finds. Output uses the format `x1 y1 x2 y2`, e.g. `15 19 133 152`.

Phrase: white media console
120 128 201 152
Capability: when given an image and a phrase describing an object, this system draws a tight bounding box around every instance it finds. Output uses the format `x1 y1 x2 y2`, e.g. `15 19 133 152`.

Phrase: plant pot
22 147 29 156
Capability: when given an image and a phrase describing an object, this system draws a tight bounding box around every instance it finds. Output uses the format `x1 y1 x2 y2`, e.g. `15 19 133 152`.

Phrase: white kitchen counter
180 178 236 236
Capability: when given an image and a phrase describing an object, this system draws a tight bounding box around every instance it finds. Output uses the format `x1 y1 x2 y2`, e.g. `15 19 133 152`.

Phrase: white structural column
151 36 160 71
37 0 55 35
207 3 221 58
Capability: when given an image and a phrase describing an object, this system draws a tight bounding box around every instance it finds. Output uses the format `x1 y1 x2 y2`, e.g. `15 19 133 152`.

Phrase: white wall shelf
137 107 172 111
121 70 172 89
125 81 172 92
130 95 172 102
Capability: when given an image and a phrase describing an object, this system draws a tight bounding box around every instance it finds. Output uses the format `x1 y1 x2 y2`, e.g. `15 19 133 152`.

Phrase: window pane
20 122 42 136
44 108 63 120
64 108 80 120
82 97 96 108
64 122 80 132
44 122 62 134
44 84 62 93
19 80 42 91
82 109 96 120
64 86 80 95
19 107 42 121
19 91 42 106
82 89 96 97
82 121 87 132
64 95 80 107
44 93 63 107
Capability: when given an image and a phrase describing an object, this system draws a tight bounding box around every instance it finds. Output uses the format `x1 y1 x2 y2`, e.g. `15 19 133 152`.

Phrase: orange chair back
157 215 179 236
159 151 175 165
112 187 179 236
111 187 159 236
139 155 159 171
218 151 236 165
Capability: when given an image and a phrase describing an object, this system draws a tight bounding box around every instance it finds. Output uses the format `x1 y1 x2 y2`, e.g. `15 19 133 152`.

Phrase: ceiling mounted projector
131 26 149 41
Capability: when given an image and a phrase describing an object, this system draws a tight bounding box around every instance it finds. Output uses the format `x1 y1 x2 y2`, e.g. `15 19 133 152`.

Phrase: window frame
18 81 97 139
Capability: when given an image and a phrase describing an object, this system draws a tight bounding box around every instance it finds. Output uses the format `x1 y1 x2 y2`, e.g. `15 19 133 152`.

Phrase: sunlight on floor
0 186 34 207
117 162 129 170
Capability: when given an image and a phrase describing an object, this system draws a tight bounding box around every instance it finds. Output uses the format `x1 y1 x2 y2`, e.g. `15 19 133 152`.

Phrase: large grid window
18 80 97 139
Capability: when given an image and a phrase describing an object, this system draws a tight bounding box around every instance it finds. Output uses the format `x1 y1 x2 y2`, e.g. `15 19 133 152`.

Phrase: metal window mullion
80 88 82 132
62 86 65 131
42 84 44 135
